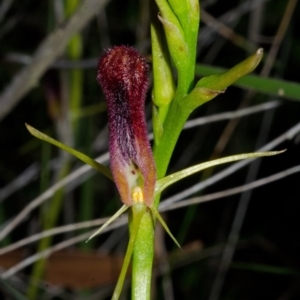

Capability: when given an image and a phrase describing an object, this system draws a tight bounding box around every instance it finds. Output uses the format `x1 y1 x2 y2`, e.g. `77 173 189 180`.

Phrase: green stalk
129 109 185 298
154 101 191 180
129 52 191 300
112 204 148 300
65 0 83 133
27 159 71 299
130 2 265 298
130 2 199 298
27 0 83 299
131 209 155 300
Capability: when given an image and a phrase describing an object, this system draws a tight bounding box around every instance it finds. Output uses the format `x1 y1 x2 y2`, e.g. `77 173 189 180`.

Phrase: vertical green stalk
112 204 148 300
117 1 262 298
27 159 71 299
131 2 200 299
27 2 83 297
131 209 155 300
65 0 83 134
65 0 92 253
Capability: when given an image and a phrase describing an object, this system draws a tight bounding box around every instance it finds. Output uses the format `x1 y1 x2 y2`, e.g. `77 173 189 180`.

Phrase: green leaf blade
25 124 113 180
155 150 285 195
195 64 300 101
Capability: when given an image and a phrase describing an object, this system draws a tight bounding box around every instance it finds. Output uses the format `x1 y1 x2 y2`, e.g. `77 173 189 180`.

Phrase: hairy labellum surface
97 46 156 206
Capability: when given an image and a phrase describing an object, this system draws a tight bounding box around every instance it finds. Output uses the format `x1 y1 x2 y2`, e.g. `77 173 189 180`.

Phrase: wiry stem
112 204 147 300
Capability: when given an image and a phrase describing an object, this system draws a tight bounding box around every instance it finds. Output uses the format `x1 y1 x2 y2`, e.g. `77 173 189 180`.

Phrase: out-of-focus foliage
0 0 300 299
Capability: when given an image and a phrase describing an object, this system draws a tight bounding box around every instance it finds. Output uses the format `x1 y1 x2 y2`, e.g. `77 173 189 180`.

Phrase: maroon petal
97 46 156 206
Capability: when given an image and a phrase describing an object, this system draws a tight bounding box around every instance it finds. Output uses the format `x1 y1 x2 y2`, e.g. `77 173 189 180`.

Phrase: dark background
0 0 300 299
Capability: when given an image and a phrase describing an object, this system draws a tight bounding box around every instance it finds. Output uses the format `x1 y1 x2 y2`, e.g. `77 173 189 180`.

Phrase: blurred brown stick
0 0 109 121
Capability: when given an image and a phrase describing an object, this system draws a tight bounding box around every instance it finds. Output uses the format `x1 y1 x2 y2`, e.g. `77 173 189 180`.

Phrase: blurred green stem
28 1 83 297
130 2 265 299
27 158 71 299
66 0 83 134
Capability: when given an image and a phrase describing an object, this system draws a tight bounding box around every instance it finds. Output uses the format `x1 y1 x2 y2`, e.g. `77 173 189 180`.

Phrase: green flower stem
112 204 148 300
130 3 200 297
131 209 155 300
154 101 191 180
130 101 189 300
131 45 264 300
153 49 264 181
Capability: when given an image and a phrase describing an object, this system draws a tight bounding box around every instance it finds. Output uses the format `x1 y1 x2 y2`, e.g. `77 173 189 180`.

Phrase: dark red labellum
97 46 156 207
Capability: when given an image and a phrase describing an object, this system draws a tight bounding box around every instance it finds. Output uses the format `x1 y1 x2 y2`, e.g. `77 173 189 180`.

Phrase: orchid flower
26 45 284 300
97 46 156 208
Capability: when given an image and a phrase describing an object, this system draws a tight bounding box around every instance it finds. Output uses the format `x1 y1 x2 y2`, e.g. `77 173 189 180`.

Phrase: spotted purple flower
97 46 156 207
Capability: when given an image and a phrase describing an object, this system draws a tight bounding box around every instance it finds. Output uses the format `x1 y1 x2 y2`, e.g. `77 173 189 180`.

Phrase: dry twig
0 0 109 120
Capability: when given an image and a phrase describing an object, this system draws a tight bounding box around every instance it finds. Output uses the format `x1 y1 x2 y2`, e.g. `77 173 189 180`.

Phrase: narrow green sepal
86 205 128 242
155 150 285 195
25 123 113 181
196 48 264 91
151 207 181 249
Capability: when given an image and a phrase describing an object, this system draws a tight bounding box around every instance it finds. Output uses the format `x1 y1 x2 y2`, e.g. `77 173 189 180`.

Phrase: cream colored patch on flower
132 186 144 203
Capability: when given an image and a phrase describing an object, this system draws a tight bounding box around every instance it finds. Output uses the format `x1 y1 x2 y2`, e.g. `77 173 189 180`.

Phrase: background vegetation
0 0 300 299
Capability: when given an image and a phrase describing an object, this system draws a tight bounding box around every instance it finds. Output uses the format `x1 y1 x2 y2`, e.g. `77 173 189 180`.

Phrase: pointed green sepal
86 205 129 242
196 48 263 91
25 123 113 181
155 150 285 195
150 206 181 249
